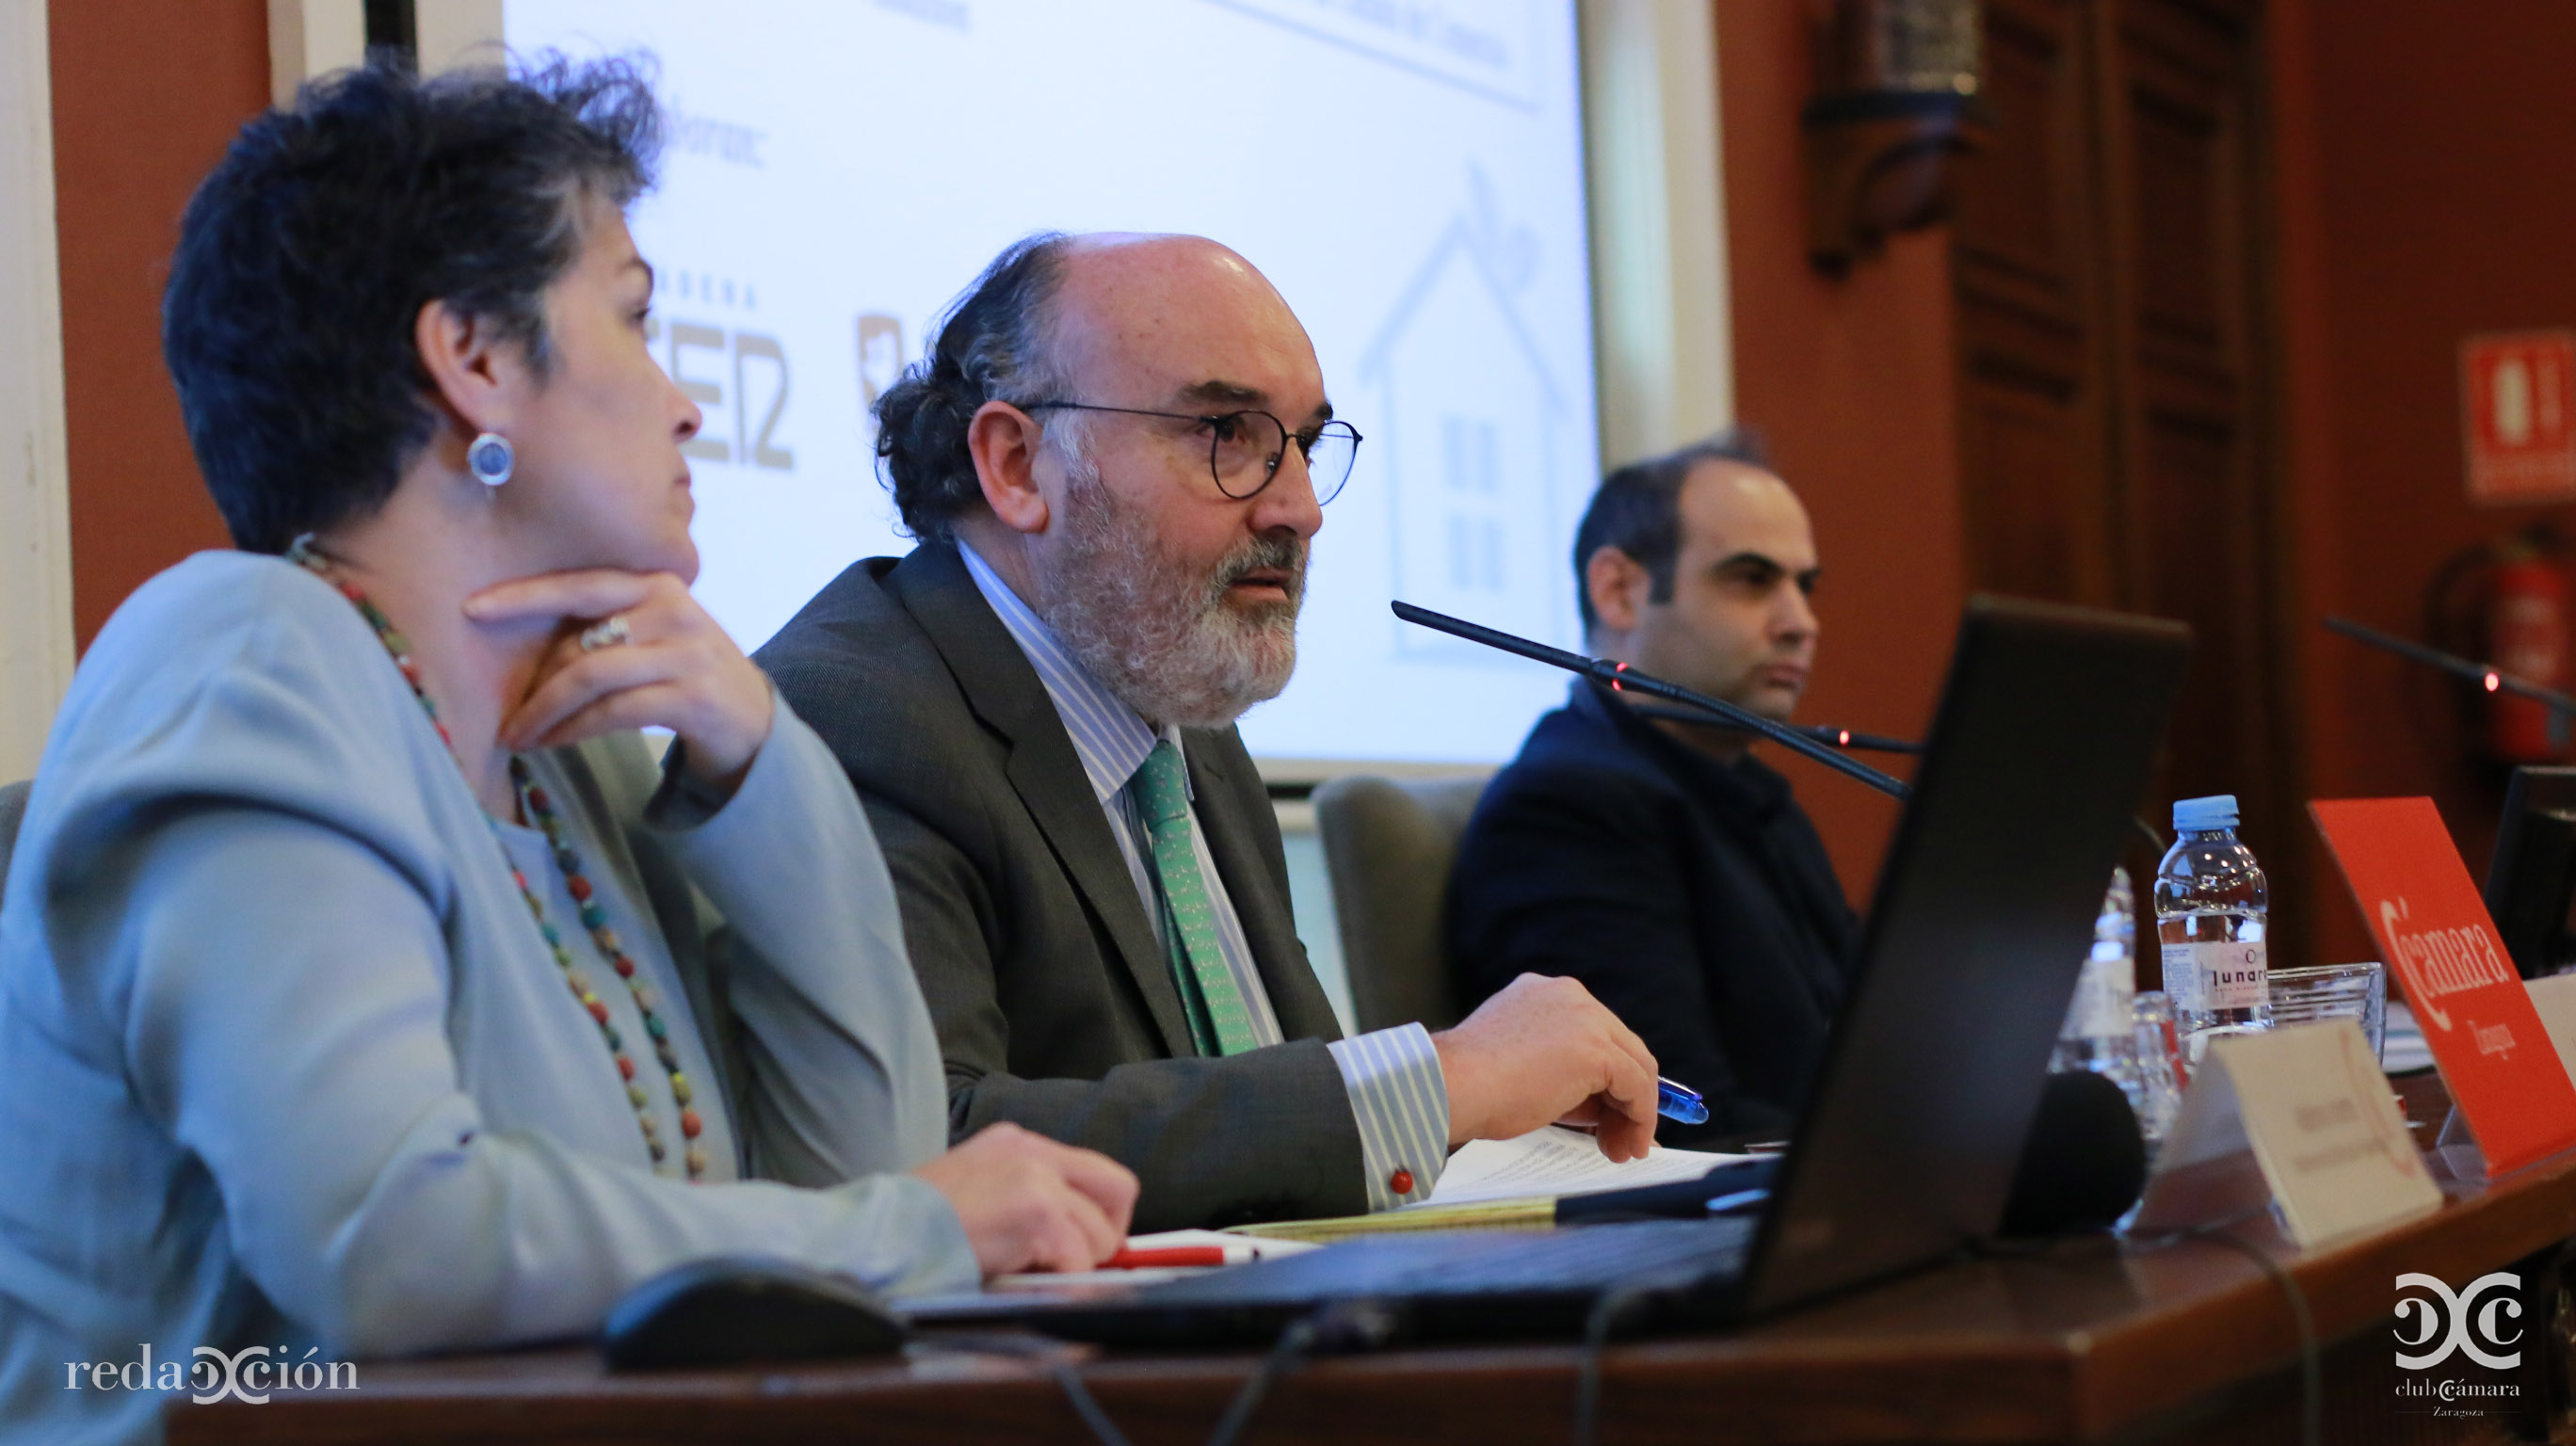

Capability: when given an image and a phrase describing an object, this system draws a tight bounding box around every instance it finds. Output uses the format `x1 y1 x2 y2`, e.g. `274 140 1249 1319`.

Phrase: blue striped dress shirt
959 542 1449 1210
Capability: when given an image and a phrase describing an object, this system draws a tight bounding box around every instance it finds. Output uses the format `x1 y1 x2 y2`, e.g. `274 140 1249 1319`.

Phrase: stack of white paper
1406 1126 1750 1209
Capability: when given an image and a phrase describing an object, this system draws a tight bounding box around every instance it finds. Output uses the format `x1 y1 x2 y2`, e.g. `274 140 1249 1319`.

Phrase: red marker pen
1103 1245 1259 1269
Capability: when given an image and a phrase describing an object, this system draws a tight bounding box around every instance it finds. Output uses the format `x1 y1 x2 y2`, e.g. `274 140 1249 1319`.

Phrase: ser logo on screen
648 316 793 472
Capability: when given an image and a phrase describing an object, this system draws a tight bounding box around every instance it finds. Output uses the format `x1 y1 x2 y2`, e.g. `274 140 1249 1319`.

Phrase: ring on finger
577 614 633 652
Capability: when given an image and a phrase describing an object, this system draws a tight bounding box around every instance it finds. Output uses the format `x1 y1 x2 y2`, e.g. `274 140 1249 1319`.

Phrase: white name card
2133 1019 2442 1248
2527 972 2576 1085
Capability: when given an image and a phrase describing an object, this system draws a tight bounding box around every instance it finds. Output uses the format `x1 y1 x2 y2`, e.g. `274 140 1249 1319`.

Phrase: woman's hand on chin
465 570 775 792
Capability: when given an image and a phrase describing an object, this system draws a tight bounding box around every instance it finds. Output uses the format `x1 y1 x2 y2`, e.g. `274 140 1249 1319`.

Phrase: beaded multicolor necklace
286 537 706 1181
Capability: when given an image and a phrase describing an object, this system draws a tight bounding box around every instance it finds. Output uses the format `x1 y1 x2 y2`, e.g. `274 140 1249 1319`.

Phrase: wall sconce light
1803 0 1987 275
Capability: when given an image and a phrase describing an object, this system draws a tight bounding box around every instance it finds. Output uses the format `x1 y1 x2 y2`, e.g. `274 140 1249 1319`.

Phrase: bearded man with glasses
760 232 1662 1231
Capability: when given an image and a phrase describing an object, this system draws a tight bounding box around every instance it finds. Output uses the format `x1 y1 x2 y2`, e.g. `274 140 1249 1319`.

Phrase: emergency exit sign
2463 330 2576 505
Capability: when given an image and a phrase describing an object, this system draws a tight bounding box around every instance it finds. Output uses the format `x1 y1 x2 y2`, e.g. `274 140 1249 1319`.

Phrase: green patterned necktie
1132 739 1261 1056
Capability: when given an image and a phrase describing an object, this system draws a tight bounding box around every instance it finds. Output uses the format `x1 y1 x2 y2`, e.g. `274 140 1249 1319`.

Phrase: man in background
758 231 1660 1231
1447 433 1860 1146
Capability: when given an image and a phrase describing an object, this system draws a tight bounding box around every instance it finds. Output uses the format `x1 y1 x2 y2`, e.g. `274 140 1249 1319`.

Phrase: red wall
49 0 261 647
2269 0 2576 964
1716 1 1966 901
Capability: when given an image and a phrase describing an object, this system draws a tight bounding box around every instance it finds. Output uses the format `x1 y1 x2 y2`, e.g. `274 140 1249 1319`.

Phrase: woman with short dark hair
0 59 1132 1444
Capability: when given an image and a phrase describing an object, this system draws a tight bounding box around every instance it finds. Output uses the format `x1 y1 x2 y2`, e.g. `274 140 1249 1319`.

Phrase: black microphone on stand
1391 601 1912 799
2324 615 2576 749
1621 701 1924 755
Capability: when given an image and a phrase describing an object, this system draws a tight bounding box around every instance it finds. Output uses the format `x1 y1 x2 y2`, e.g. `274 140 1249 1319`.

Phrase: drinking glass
2128 991 2186 1147
2264 961 2388 1061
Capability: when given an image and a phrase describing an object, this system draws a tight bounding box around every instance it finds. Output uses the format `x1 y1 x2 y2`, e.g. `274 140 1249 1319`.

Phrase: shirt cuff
1328 1023 1451 1212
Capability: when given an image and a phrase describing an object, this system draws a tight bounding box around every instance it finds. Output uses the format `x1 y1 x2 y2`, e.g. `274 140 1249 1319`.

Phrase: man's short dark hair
1570 428 1773 637
874 233 1079 539
163 56 660 554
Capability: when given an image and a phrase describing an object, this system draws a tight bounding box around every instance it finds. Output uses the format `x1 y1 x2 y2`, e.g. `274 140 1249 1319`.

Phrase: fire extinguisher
2431 524 2571 762
2491 549 2568 759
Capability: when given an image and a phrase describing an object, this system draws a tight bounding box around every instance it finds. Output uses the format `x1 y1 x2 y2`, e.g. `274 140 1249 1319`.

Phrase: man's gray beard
1035 458 1305 730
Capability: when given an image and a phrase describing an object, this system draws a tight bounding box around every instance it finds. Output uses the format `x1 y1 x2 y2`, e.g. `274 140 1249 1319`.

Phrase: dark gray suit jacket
755 541 1368 1229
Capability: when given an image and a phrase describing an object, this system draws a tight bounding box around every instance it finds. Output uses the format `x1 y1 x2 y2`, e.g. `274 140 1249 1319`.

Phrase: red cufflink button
1389 1168 1415 1196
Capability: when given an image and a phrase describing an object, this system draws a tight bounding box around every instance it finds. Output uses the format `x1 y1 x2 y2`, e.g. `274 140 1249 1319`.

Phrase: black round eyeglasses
1017 401 1361 505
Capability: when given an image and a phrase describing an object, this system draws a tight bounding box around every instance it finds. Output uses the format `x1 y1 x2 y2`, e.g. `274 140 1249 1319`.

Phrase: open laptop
906 596 2192 1346
2484 765 2576 978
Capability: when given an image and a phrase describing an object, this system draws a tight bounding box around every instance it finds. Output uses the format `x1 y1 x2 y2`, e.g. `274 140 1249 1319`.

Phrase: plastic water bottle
2054 868 2158 1134
2053 866 2140 1075
2154 795 2271 1066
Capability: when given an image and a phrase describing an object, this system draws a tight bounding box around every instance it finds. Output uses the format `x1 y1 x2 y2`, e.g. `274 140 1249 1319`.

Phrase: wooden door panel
1961 378 2116 605
2113 2 2253 384
2135 414 2269 780
1956 0 2083 291
1955 0 2296 952
2130 87 2226 350
2101 0 2278 844
1956 0 2117 614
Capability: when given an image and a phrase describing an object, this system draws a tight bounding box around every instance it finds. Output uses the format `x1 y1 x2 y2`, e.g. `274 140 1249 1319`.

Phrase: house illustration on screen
1358 172 1574 661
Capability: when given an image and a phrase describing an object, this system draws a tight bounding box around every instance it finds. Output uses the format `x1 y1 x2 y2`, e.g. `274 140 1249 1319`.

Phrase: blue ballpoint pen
1656 1076 1709 1126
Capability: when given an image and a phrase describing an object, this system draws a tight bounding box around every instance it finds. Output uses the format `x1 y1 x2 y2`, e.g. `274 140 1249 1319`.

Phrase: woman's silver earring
467 431 514 487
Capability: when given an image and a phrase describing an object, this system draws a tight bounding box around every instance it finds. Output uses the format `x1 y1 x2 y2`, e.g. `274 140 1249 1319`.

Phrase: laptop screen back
1744 596 2190 1316
2484 765 2576 979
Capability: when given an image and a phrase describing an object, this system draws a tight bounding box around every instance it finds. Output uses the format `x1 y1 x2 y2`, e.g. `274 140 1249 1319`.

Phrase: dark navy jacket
1448 682 1862 1145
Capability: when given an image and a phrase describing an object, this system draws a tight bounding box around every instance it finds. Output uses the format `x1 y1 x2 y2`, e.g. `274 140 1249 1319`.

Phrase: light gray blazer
0 553 972 1446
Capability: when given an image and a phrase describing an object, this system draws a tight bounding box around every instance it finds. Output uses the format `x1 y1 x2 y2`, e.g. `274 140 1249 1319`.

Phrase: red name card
2311 797 2576 1174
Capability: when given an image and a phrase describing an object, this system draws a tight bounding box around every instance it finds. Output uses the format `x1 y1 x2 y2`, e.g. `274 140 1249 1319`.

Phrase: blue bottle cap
2172 795 2240 832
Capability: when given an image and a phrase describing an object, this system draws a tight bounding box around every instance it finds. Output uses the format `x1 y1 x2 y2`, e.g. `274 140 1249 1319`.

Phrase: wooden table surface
166 1075 2576 1446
